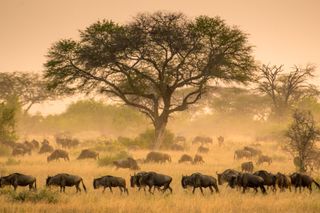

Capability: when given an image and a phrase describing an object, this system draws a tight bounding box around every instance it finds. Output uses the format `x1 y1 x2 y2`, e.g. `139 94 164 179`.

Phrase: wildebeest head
93 178 100 189
228 175 239 188
46 176 52 187
130 174 138 187
216 172 222 185
181 175 191 188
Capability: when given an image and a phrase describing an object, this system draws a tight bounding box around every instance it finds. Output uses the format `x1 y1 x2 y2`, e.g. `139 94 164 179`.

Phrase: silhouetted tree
44 12 255 148
286 110 320 172
257 64 318 118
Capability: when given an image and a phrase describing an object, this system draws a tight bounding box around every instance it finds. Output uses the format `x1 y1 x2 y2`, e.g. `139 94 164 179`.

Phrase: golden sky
1 0 320 114
1 0 320 72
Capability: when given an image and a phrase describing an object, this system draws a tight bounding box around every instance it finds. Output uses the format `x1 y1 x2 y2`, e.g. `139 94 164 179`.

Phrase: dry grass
0 138 319 213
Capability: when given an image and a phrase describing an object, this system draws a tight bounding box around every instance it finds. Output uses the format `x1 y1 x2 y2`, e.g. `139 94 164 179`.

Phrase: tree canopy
44 12 256 148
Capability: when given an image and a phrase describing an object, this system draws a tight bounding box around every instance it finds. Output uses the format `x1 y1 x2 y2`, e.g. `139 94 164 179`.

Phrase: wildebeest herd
1 170 319 195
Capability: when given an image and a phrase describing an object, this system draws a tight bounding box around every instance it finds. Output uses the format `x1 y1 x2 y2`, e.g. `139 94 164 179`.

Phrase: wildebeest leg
254 187 258 193
242 186 246 193
109 187 113 193
209 186 214 194
309 185 312 194
119 186 123 194
200 187 204 195
192 187 196 194
103 187 106 193
76 183 81 193
148 185 154 194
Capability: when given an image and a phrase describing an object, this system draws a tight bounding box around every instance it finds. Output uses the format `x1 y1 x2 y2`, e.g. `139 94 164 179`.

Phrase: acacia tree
0 72 59 113
257 64 318 118
44 12 255 148
286 110 320 172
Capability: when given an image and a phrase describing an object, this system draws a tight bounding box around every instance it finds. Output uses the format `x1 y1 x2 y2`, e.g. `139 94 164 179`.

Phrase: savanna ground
0 135 320 213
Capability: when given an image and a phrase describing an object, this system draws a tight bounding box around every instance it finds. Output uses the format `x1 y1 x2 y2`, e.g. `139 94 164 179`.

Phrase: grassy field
0 137 319 213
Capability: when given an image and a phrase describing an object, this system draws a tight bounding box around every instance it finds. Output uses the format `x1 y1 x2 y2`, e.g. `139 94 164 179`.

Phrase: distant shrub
9 189 59 203
0 144 11 157
98 150 131 167
134 129 175 149
5 158 20 166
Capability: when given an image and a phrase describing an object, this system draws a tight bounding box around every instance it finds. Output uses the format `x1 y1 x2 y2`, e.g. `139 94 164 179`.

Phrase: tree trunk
153 119 168 150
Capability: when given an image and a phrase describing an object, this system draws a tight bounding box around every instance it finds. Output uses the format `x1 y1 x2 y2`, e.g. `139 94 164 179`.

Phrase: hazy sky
1 0 320 114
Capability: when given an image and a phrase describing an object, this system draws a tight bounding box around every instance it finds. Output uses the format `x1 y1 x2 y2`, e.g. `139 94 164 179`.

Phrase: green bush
98 150 131 167
133 129 175 149
9 189 59 203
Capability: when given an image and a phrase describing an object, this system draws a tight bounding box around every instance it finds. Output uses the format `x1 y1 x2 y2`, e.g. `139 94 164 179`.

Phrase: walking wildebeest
178 154 193 163
47 149 70 162
181 173 219 195
0 173 36 191
253 170 277 192
193 154 205 164
145 152 171 163
290 172 320 193
216 169 241 186
257 155 272 165
77 149 99 160
12 147 29 156
243 146 261 157
39 143 54 154
197 145 209 154
234 149 252 160
276 172 291 192
139 172 172 194
93 175 128 194
241 161 254 173
231 173 266 194
113 157 140 170
46 173 87 193
30 139 40 149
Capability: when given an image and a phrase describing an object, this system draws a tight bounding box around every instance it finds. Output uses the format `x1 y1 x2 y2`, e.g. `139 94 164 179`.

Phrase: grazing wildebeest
178 154 193 163
93 175 128 194
253 170 277 192
216 169 241 186
171 144 184 151
139 172 172 194
241 161 254 173
0 173 36 191
243 146 261 157
257 155 272 165
46 173 87 193
276 172 291 192
39 143 54 154
77 149 99 160
113 157 140 170
231 173 266 194
197 145 209 154
217 136 224 146
234 149 252 160
290 172 320 193
181 173 219 195
56 136 80 149
145 152 171 163
47 149 70 162
193 154 205 164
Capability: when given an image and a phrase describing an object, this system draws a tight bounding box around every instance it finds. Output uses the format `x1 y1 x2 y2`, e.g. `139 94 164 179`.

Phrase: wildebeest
47 149 70 162
12 147 29 156
113 157 140 170
193 154 205 164
217 136 224 146
93 175 128 194
234 149 252 160
257 155 272 165
0 173 36 191
30 139 40 149
216 169 241 186
138 172 172 194
253 170 276 192
46 173 87 193
56 135 80 149
230 173 266 194
276 172 291 192
181 173 219 195
77 149 99 160
197 145 209 153
290 172 320 193
178 154 193 163
192 136 213 145
38 143 54 154
241 161 254 173
145 151 171 163
171 143 184 151
243 146 261 157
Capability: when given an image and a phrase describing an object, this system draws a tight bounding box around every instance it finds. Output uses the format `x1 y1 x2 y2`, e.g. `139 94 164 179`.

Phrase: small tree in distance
44 11 255 149
286 110 320 172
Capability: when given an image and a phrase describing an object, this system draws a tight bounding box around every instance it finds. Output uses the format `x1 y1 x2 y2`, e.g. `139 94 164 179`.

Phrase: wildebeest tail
313 180 320 189
81 179 87 192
